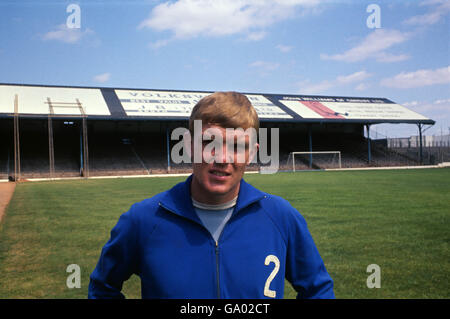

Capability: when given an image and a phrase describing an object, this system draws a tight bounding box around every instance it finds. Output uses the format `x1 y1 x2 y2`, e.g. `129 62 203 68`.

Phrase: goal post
287 151 342 171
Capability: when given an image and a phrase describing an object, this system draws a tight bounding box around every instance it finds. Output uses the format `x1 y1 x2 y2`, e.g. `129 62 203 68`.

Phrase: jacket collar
159 174 266 223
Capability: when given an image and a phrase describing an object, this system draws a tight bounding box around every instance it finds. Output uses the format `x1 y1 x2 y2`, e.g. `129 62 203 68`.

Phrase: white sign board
323 102 428 120
115 90 292 119
246 94 292 119
279 98 429 121
115 90 208 117
0 85 110 115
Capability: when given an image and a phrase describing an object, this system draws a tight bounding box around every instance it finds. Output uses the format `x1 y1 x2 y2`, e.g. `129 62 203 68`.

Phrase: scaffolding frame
45 98 89 179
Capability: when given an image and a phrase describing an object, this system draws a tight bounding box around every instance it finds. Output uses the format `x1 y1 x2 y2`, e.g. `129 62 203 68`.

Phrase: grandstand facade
0 83 435 180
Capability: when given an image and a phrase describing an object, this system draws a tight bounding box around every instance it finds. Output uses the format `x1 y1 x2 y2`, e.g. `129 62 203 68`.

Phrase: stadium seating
277 131 422 170
88 133 150 176
3 119 439 180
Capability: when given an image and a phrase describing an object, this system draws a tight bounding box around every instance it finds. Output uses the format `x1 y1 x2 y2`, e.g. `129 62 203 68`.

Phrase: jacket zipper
159 198 266 299
159 202 223 298
215 240 220 299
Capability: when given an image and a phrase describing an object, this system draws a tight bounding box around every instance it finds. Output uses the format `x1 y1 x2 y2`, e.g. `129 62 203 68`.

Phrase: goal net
286 151 342 171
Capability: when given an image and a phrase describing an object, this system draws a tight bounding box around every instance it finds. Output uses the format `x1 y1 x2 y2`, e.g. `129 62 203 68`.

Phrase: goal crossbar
288 151 342 171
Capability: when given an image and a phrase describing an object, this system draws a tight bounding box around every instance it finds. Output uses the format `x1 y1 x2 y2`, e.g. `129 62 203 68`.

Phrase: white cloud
246 31 267 41
355 83 370 91
403 0 450 26
375 52 410 63
320 29 410 63
380 66 450 89
335 71 372 84
139 0 324 42
93 73 111 83
403 101 420 107
300 70 372 94
434 98 450 105
149 38 172 49
276 44 292 53
42 24 94 44
299 80 333 94
250 60 280 71
400 98 450 132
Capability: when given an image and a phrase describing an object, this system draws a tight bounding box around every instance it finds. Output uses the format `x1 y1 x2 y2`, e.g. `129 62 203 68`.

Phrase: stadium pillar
79 126 84 176
166 126 171 172
13 94 21 182
48 116 55 179
308 125 313 168
366 124 372 164
81 116 89 178
46 98 57 179
418 123 423 164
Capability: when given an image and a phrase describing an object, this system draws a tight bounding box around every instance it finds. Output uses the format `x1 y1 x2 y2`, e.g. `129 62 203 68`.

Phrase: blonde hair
189 92 259 134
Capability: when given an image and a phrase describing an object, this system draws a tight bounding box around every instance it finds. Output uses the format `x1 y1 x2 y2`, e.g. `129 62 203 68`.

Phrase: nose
213 143 233 164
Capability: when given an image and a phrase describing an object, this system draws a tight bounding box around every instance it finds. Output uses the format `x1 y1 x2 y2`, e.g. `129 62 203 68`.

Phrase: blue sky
1 0 449 137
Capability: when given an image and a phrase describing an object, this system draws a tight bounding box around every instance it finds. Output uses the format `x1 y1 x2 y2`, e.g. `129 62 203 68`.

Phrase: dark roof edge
0 82 392 102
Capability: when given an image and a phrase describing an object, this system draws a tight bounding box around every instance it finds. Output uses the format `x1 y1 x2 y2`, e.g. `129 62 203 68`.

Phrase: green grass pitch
0 168 449 298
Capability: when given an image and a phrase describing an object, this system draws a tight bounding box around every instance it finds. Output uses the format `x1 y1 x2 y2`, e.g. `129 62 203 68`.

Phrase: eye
234 139 249 153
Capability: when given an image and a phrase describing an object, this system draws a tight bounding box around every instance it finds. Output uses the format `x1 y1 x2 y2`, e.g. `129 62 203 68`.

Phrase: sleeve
88 205 139 299
284 206 335 299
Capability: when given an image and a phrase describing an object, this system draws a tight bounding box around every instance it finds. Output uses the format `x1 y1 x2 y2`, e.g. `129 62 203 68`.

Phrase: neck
190 178 240 205
192 196 237 210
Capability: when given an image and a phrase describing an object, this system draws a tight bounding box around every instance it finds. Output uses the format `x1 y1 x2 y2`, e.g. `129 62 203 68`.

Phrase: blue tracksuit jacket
88 175 334 299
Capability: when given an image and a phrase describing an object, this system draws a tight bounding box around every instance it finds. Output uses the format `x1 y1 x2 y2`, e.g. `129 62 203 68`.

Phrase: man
88 92 334 299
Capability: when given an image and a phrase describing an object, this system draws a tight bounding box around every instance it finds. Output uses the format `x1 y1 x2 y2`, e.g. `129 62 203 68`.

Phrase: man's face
190 123 258 204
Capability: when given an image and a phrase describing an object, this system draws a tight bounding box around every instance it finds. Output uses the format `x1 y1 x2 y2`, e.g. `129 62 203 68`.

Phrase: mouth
209 169 231 178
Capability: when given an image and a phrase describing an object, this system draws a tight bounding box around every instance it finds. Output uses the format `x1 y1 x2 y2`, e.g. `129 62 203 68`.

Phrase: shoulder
240 179 303 222
131 191 166 212
260 192 295 212
123 177 190 223
118 190 167 231
259 192 304 221
257 191 309 238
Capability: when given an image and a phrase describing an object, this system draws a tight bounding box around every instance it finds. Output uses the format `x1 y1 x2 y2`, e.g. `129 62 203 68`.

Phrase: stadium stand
389 146 450 165
16 120 50 179
0 83 437 179
88 133 149 176
2 121 434 179
0 120 11 180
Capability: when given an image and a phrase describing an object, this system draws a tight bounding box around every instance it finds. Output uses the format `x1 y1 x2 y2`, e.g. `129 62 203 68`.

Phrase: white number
264 254 280 298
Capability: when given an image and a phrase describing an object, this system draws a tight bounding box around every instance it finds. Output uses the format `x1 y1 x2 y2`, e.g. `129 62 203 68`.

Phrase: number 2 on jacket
264 254 280 298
